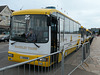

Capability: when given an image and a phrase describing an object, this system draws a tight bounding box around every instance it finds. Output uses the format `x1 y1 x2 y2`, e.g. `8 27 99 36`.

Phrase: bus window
60 18 64 42
70 20 73 33
65 18 69 33
10 15 49 43
79 25 81 34
73 22 77 34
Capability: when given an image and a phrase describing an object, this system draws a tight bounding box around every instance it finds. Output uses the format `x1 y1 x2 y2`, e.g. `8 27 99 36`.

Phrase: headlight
38 58 48 62
8 53 13 57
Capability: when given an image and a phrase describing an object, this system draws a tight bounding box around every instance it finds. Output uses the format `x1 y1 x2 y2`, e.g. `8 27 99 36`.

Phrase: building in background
0 5 13 34
89 28 100 35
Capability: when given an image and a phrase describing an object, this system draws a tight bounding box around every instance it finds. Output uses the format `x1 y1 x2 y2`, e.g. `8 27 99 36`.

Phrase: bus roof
88 30 92 33
81 26 86 29
86 29 92 33
81 26 83 28
86 29 88 31
12 9 80 24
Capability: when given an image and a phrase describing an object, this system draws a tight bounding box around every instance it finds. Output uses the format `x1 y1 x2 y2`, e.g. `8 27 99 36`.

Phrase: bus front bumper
8 51 50 67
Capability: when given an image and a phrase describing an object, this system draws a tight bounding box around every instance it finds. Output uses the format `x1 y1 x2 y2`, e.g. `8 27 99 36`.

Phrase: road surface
0 42 97 75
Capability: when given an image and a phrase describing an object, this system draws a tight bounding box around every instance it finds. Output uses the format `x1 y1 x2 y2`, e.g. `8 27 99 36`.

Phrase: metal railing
82 42 90 62
0 42 90 75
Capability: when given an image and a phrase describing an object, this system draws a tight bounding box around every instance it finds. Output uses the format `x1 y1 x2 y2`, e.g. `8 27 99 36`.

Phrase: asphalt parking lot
0 42 17 68
0 42 97 75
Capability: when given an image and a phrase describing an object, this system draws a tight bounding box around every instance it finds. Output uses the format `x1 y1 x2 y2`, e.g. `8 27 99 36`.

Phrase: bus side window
60 18 64 42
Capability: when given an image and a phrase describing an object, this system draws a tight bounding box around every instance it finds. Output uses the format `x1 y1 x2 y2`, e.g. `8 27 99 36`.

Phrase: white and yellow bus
8 7 82 67
81 26 87 44
86 29 92 42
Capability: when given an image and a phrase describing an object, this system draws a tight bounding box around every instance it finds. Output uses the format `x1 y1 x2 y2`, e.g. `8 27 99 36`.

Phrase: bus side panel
58 53 62 63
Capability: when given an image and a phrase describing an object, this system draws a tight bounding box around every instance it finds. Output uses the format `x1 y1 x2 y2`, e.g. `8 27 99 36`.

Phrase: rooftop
0 5 6 12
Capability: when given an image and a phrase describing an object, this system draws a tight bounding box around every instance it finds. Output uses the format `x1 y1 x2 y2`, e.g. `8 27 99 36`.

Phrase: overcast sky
0 0 100 29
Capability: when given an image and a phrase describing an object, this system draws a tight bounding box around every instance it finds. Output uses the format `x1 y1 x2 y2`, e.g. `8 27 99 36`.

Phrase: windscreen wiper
33 42 40 48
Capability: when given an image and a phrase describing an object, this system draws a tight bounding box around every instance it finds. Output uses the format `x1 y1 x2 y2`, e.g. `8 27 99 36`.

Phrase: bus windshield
10 15 49 43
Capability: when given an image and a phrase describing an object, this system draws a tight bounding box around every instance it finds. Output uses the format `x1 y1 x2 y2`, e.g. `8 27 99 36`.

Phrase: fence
0 42 90 75
82 42 90 62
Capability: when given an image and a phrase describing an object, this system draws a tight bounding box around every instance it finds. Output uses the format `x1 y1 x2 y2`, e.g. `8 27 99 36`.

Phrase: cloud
0 0 100 28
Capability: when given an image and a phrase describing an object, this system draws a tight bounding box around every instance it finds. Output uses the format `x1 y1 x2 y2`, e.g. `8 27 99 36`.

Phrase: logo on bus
15 45 37 50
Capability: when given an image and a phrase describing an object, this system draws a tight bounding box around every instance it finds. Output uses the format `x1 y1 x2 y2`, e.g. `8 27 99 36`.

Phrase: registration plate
20 56 29 59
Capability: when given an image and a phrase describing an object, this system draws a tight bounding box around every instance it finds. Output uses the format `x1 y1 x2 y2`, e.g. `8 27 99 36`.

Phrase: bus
8 7 82 67
81 26 87 44
86 29 92 42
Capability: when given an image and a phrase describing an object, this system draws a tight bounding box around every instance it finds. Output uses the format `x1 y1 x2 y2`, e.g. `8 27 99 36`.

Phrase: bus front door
51 17 58 63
